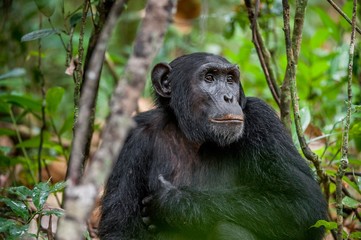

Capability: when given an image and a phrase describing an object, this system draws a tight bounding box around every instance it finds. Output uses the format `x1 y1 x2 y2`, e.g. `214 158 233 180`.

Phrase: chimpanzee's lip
210 114 244 124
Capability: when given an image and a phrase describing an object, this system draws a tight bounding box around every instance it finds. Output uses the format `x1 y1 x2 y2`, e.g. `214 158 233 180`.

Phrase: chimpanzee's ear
239 83 247 109
151 63 172 98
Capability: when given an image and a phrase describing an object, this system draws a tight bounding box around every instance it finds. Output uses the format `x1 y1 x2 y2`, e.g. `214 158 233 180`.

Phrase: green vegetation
0 0 359 239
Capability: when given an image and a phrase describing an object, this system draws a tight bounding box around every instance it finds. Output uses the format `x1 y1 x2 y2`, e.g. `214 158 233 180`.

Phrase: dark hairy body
98 53 327 240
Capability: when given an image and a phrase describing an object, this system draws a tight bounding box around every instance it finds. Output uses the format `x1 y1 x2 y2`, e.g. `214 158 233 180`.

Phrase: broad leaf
311 220 337 230
7 186 32 201
32 182 50 210
43 208 64 217
0 68 26 80
21 28 59 42
46 86 65 115
50 181 66 193
342 196 360 209
0 95 41 112
0 197 29 220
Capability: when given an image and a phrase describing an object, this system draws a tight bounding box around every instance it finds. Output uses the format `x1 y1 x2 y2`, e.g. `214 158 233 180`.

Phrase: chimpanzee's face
188 59 244 146
152 53 245 146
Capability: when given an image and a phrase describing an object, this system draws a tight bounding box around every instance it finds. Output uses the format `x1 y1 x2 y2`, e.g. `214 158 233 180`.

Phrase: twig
326 0 361 35
281 0 328 185
80 0 112 173
244 0 281 108
66 0 126 187
37 14 46 183
9 109 36 183
335 0 357 238
280 0 308 131
344 172 361 177
73 0 90 128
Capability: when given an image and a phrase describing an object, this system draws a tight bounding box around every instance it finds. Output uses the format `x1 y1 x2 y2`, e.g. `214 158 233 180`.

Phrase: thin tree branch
66 0 127 185
66 0 120 185
244 0 281 108
280 0 308 132
56 0 177 238
282 0 328 185
37 14 46 183
80 0 113 172
326 0 361 35
335 0 357 238
72 0 90 123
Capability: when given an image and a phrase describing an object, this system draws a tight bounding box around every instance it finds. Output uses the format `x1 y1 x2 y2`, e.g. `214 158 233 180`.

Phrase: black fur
98 53 327 240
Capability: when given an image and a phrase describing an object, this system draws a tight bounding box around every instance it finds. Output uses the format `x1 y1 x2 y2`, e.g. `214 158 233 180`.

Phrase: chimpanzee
98 53 327 240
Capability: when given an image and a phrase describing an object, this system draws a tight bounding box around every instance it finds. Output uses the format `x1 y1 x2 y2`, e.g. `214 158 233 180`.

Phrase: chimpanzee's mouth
210 114 244 124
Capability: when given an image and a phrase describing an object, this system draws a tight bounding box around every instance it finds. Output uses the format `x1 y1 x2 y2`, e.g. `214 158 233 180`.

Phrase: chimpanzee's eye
226 75 234 84
205 74 214 83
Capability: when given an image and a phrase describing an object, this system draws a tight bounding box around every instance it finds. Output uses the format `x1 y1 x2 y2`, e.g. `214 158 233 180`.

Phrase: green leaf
0 217 17 233
70 12 83 27
300 107 311 132
21 28 60 42
0 156 26 167
8 224 28 237
311 220 337 230
43 208 64 217
0 95 41 112
46 87 65 115
32 182 50 210
84 230 91 240
59 112 74 136
0 100 10 113
34 0 56 17
0 197 29 220
50 181 66 193
350 231 361 239
0 128 16 136
15 133 51 149
0 68 26 80
342 196 360 209
0 146 12 155
343 175 361 194
7 186 32 201
223 20 235 39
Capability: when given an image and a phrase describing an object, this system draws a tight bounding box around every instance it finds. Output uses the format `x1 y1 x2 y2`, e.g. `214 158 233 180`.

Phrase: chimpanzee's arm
150 170 325 240
98 125 153 240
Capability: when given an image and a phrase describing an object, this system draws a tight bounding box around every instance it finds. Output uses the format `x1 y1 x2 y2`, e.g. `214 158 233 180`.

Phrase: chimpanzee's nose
224 94 234 103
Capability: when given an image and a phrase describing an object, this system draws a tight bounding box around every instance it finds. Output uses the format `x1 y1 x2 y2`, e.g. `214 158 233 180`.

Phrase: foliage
0 181 65 239
0 0 360 238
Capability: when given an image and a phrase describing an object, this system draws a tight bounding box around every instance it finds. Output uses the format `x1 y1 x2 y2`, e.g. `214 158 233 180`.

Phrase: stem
280 0 308 132
335 0 357 238
37 14 46 183
282 0 327 184
244 0 281 108
73 0 90 129
326 0 361 35
9 109 36 184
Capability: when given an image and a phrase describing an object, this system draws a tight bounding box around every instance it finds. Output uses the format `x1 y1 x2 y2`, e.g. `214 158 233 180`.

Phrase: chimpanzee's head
151 52 246 146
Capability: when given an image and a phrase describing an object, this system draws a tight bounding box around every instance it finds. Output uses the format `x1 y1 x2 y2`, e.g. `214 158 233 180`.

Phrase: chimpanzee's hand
141 174 177 233
141 195 158 233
